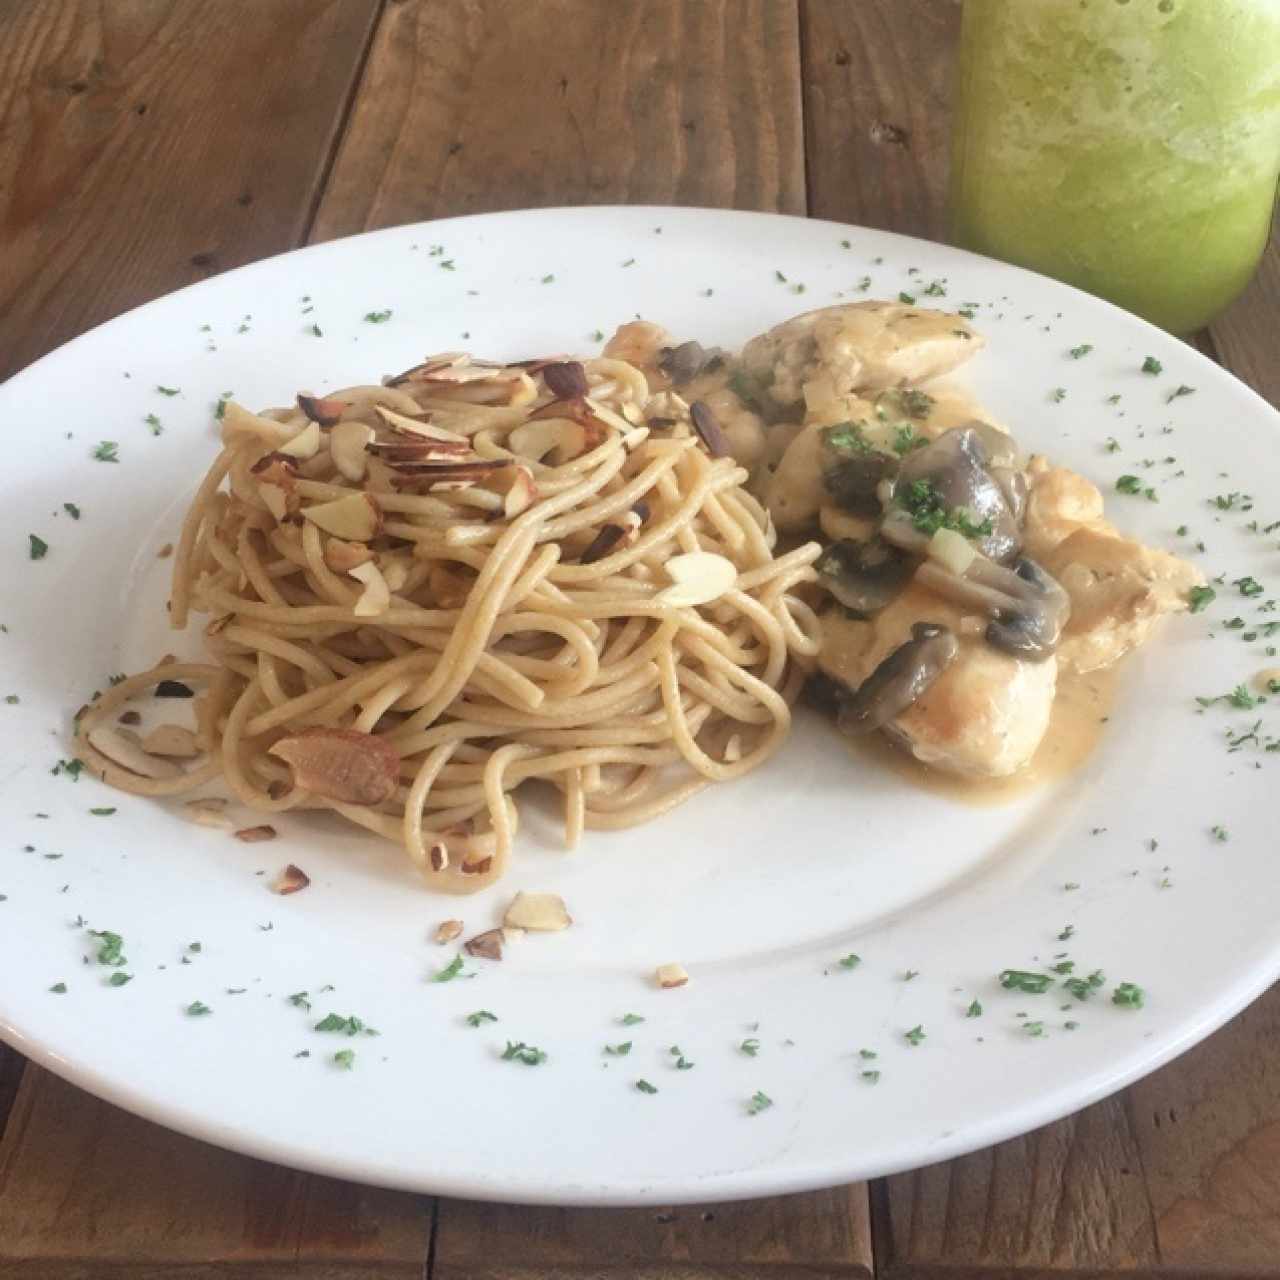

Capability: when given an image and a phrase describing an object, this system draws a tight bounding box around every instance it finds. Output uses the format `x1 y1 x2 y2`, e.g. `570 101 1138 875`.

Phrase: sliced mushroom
658 340 716 385
823 449 898 518
836 622 960 735
894 426 1021 564
915 554 1070 662
815 537 914 615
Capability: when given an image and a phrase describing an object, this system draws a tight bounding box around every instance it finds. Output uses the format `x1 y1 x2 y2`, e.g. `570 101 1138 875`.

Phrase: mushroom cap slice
836 622 960 735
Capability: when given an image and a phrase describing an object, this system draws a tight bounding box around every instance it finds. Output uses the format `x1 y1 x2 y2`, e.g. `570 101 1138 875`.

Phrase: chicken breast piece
819 586 1057 778
682 369 768 470
602 321 677 391
1022 455 1113 560
740 302 985 414
1042 527 1204 673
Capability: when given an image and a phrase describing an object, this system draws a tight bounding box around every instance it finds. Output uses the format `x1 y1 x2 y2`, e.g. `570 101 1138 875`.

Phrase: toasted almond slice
655 962 689 989
379 553 412 592
157 542 174 559
366 439 473 463
329 421 375 481
302 492 382 541
375 404 469 444
502 925 526 945
460 854 493 876
541 361 589 399
481 464 537 518
297 393 346 427
654 552 738 609
258 482 289 521
323 538 374 574
463 928 504 961
385 353 469 386
235 824 278 843
503 891 572 932
435 918 463 943
349 561 391 617
87 724 183 780
183 799 234 829
278 420 322 460
507 417 585 463
141 724 201 758
428 842 449 872
723 733 743 763
274 862 311 893
268 727 400 805
689 400 730 458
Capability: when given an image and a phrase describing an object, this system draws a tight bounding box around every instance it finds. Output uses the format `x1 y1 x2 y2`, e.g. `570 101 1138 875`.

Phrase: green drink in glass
950 0 1280 334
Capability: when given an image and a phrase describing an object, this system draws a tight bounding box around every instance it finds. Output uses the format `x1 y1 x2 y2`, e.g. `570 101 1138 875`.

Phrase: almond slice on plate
435 918 463 943
655 962 689 989
278 420 322 460
329 421 375 481
235 824 278 843
274 863 311 893
302 492 381 541
183 799 234 829
297 393 347 427
268 728 400 805
653 552 737 609
503 891 572 932
463 928 505 961
374 405 470 444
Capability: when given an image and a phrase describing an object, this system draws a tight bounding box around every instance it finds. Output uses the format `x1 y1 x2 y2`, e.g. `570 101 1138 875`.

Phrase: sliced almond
654 552 738 609
655 962 689 990
507 417 585 464
723 733 743 764
157 542 174 559
463 928 505 961
374 404 469 445
435 918 463 943
278 420 322 461
274 862 310 893
460 854 493 877
235 824 278 843
268 727 400 805
141 724 201 758
385 353 469 387
349 561 391 617
302 492 382 541
689 400 730 458
428 842 449 872
503 891 572 932
367 438 472 464
379 553 412 592
297 393 346 427
183 798 233 829
329 421 375 481
87 724 183 780
541 361 589 399
481 464 537 518
323 538 374 574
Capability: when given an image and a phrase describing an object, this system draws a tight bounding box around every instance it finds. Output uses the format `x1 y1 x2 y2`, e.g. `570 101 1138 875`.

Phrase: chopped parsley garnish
466 1010 497 1028
333 1049 356 1070
1023 1021 1046 1037
540 274 555 284
144 413 163 436
1063 971 1105 1001
92 441 119 463
1103 437 1120 454
1068 344 1094 359
49 982 67 994
501 1041 547 1066
1116 475 1143 494
431 955 467 983
1167 384 1196 403
860 1070 881 1084
1235 576 1264 598
1188 585 1216 612
1211 824 1229 841
674 1055 695 1071
1228 684 1257 710
63 503 81 520
619 1012 645 1026
903 970 919 982
903 1025 926 1046
156 385 180 396
1058 924 1076 942
287 991 311 1010
604 1041 632 1056
1049 387 1066 403
363 309 393 323
186 1001 212 1016
899 478 994 540
923 281 946 297
898 291 916 305
89 807 116 816
966 999 983 1018
824 422 873 455
309 324 323 337
739 1038 760 1057
1052 960 1075 975
746 1090 773 1115
999 970 1053 993
858 1048 878 1059
314 1013 366 1036
107 972 133 987
1141 356 1163 375
89 929 126 966
4 695 17 704
837 953 861 970
857 275 872 291
28 535 48 561
1112 982 1145 1009
635 1079 658 1094
893 424 926 455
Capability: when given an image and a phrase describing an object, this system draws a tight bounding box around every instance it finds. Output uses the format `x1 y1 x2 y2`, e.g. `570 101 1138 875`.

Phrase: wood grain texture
799 0 960 236
0 0 383 383
434 1188 872 1280
310 0 805 241
1210 234 1280 411
0 1066 432 1278
0 1047 22 1149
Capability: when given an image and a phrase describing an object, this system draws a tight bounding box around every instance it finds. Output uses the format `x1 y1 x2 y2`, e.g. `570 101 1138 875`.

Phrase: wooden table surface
2 2 1277 1276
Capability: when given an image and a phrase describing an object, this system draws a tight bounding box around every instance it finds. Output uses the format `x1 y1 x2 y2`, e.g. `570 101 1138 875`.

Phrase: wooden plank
434 1188 872 1280
310 0 806 241
1124 984 1280 1273
1210 234 1280 410
0 0 383 383
875 1095 1159 1277
0 1066 432 1278
799 0 960 236
0 1046 23 1146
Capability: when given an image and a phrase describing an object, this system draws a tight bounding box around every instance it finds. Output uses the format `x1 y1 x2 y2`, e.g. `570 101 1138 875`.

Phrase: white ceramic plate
1 207 1277 1206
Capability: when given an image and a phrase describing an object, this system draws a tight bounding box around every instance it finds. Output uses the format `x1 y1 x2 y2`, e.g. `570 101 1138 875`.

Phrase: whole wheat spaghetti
75 350 821 892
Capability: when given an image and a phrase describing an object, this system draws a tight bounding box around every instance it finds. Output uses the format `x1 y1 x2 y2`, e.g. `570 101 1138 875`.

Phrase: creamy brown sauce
844 661 1122 807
